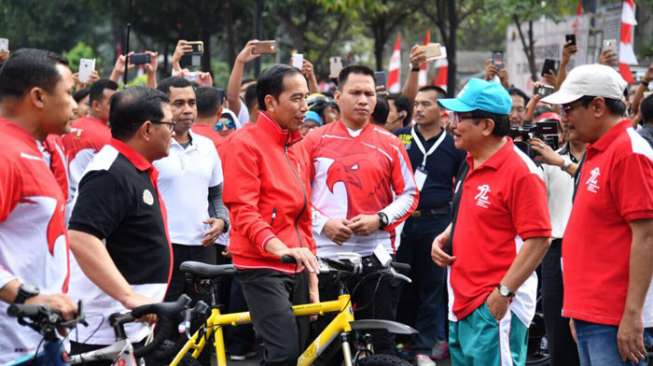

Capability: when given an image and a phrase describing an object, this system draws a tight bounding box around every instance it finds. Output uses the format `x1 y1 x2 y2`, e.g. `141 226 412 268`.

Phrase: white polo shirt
541 147 576 239
154 131 223 245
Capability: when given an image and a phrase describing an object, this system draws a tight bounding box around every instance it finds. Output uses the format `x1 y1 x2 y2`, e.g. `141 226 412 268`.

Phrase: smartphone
184 71 199 82
424 43 446 61
78 58 96 83
565 34 577 46
374 71 387 87
291 53 304 69
187 41 204 55
0 38 8 52
603 39 617 53
534 85 555 97
252 40 277 55
541 59 559 76
130 53 151 65
329 57 343 79
492 51 504 70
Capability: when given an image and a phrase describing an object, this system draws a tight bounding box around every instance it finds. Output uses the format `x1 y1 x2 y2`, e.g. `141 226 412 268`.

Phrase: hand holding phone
187 41 204 55
423 43 446 62
565 34 576 46
492 51 504 70
291 54 304 69
534 85 554 98
541 59 559 76
374 71 387 88
329 57 343 79
129 53 151 66
78 58 96 83
0 38 8 53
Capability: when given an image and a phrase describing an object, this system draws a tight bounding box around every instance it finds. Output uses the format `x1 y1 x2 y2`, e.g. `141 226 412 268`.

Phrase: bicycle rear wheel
356 354 412 366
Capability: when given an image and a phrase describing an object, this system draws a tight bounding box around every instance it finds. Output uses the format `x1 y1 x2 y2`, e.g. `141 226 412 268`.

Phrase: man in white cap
541 64 653 365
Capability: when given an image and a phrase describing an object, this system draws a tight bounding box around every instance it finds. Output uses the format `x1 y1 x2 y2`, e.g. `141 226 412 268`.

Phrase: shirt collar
110 138 153 172
587 119 631 155
465 137 514 171
335 119 372 137
257 111 302 147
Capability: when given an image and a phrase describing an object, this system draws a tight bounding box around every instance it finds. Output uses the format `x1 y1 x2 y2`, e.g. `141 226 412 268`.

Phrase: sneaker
229 350 257 361
431 340 449 360
416 354 437 366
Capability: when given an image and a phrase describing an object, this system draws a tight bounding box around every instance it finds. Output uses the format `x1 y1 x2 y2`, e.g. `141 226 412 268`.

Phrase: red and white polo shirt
0 119 70 363
449 139 551 326
563 120 653 326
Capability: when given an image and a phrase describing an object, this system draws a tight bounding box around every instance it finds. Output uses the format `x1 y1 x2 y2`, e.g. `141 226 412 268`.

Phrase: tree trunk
513 14 537 82
225 0 236 68
446 0 458 96
374 28 385 71
201 29 211 73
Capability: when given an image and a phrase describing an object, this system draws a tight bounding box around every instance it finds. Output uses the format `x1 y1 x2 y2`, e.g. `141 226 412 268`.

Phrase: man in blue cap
431 78 551 365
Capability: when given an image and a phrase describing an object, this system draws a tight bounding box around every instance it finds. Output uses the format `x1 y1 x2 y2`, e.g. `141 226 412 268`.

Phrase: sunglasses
215 118 236 131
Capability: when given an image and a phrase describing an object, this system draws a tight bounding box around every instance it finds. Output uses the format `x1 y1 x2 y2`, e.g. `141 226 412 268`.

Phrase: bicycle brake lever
389 267 412 284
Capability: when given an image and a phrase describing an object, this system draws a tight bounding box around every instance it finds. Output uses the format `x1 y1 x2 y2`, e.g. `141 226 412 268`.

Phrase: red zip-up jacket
222 112 315 273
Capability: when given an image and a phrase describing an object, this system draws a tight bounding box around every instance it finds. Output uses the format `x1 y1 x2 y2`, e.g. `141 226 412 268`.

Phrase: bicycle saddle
179 261 237 278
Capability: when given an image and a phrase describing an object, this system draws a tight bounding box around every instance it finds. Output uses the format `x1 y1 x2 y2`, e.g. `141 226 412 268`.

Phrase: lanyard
411 126 446 169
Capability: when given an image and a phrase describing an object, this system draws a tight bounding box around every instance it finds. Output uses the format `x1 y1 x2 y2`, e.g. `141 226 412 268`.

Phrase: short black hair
73 88 90 103
388 94 412 127
469 110 510 137
338 65 375 89
578 95 627 117
244 83 258 111
641 94 653 125
157 76 194 96
508 87 530 105
372 96 389 125
0 48 68 101
110 87 169 141
256 64 303 111
418 85 447 98
89 79 118 106
196 87 223 118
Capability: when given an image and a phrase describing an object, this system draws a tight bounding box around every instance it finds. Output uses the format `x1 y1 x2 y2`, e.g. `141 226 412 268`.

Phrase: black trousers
541 239 580 366
237 268 309 366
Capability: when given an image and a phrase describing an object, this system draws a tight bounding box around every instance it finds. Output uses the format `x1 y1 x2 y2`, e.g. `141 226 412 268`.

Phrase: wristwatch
14 283 39 304
497 284 515 298
560 160 572 172
377 212 389 229
411 66 420 72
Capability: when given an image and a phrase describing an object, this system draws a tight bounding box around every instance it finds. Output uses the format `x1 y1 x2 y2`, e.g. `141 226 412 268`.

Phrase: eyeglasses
452 112 484 125
561 97 595 116
151 120 176 131
215 118 236 131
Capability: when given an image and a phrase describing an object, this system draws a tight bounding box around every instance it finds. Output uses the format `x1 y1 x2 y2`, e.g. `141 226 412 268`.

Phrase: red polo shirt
450 139 551 324
563 120 653 326
191 123 226 155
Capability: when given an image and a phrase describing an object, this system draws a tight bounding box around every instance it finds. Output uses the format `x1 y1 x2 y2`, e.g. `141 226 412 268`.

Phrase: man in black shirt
395 86 465 365
67 87 174 364
639 94 653 147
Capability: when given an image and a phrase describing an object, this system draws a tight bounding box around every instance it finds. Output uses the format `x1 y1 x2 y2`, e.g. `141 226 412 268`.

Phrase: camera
510 121 559 159
130 53 150 65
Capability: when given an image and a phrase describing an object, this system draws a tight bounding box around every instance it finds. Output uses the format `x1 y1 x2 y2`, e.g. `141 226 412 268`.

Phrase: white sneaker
416 353 437 366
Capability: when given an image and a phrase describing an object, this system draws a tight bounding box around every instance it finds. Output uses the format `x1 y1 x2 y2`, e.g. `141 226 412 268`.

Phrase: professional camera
510 121 559 159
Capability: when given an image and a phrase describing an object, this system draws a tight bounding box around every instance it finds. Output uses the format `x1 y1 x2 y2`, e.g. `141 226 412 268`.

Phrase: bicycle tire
356 354 412 366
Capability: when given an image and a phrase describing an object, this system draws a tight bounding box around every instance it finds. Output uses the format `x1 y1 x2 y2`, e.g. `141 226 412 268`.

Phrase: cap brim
437 98 475 112
540 90 584 105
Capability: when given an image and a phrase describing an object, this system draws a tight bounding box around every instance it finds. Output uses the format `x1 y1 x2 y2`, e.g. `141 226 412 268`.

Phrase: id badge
414 167 427 191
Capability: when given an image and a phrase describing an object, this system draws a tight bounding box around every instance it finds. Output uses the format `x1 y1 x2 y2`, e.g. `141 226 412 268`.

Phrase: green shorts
449 303 529 366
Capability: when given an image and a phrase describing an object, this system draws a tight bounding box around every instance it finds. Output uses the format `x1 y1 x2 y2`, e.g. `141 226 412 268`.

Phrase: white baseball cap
541 64 628 105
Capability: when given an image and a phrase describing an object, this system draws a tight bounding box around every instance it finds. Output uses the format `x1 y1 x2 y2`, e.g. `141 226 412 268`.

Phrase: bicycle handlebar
280 254 412 282
8 301 86 336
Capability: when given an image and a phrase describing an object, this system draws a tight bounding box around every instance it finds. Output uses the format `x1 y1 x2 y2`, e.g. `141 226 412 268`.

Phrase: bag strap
443 161 469 255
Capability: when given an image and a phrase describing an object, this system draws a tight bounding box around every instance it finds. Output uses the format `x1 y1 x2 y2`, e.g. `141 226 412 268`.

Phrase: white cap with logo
541 64 628 105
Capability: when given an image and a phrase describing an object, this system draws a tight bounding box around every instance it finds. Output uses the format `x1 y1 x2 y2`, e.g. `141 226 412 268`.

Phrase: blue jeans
574 319 648 366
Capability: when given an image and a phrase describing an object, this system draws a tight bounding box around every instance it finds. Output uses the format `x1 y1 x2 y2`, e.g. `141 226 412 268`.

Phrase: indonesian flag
388 34 401 93
418 31 431 86
434 58 448 91
619 0 637 83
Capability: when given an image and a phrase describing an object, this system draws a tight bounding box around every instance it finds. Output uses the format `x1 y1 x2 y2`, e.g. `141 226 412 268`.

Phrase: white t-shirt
154 131 223 245
541 149 576 239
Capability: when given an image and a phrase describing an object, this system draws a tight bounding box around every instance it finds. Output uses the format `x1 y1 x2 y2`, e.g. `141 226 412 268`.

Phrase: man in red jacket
222 64 319 366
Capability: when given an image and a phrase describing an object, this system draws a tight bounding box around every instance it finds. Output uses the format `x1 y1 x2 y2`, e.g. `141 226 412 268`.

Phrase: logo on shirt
143 189 154 205
474 184 491 208
585 167 600 193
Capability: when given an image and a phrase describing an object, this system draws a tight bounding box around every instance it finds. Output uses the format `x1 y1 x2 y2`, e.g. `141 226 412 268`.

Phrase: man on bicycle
0 48 78 363
222 64 319 365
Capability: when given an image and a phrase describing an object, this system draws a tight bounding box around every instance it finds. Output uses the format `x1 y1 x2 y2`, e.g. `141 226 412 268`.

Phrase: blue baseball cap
304 111 324 126
437 78 512 115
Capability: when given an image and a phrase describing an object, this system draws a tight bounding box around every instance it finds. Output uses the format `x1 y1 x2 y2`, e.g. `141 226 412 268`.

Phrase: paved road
228 356 452 365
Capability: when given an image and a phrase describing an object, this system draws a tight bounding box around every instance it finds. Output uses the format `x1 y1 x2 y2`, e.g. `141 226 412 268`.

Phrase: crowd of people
0 34 652 366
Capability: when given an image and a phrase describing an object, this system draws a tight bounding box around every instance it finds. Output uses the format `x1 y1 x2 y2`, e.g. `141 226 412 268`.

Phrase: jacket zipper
284 143 307 249
271 208 277 226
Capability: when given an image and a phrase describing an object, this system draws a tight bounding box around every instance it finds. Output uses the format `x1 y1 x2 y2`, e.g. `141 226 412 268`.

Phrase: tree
417 0 484 95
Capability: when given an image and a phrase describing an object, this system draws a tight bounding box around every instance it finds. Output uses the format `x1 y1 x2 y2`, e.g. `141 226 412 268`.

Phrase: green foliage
126 73 148 88
64 42 97 73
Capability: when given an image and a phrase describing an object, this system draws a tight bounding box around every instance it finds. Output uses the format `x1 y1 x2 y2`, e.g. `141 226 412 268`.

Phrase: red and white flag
388 34 401 93
418 31 431 87
619 0 637 83
434 58 448 91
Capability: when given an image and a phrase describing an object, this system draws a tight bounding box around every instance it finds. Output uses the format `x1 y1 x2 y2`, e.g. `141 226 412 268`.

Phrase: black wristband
411 67 420 72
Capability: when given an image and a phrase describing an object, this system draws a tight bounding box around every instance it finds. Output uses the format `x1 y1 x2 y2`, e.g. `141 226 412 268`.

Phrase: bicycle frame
170 293 355 366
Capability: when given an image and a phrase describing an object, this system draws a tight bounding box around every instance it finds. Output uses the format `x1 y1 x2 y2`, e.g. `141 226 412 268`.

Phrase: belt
411 205 450 218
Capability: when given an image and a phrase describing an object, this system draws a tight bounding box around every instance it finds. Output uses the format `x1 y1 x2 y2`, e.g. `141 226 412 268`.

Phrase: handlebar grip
7 304 46 318
390 262 411 273
280 255 297 264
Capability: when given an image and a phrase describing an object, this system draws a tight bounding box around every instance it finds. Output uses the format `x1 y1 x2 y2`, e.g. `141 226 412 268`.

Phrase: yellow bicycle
170 253 416 366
